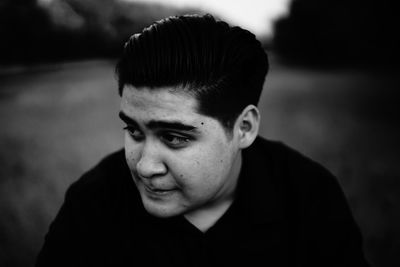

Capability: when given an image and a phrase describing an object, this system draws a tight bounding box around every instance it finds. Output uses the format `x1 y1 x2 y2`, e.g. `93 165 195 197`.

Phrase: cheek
124 135 140 168
170 146 230 189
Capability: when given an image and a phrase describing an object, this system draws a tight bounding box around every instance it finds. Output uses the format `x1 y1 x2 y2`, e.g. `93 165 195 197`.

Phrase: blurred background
0 0 399 266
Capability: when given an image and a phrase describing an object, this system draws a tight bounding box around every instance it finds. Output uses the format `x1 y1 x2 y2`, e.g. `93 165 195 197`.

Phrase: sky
127 0 291 37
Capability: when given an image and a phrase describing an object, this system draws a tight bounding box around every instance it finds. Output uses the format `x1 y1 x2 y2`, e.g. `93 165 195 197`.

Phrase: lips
144 183 175 191
143 184 176 196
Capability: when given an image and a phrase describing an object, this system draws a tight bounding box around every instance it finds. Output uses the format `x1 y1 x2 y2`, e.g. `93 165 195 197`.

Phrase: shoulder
246 136 334 183
69 149 129 192
246 136 351 217
64 149 139 216
36 150 140 266
242 138 368 265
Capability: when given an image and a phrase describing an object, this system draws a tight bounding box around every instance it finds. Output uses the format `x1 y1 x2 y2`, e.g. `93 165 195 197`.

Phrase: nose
136 141 167 179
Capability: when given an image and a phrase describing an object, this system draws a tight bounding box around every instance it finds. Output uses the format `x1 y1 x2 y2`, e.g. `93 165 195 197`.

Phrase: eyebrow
118 111 198 132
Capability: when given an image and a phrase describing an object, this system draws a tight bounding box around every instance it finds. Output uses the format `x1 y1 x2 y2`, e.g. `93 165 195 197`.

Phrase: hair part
116 14 269 131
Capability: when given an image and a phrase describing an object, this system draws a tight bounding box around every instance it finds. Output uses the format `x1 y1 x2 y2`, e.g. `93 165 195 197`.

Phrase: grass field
0 59 399 267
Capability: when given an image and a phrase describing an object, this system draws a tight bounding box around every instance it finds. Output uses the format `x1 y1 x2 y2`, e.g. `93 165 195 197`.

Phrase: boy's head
117 14 269 223
116 14 269 131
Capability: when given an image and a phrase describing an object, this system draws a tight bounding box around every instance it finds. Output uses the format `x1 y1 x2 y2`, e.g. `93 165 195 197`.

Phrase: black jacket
36 137 370 266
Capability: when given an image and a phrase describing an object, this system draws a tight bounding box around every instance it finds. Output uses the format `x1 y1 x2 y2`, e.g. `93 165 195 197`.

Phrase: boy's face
119 86 242 219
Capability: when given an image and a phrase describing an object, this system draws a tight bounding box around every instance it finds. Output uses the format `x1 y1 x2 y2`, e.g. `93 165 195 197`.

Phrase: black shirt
36 137 370 266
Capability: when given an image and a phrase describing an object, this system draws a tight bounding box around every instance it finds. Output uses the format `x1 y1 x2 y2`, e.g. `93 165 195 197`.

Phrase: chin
143 205 182 218
141 197 184 218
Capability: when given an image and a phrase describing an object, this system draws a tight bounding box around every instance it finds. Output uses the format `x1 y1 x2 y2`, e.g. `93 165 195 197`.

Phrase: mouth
143 184 176 197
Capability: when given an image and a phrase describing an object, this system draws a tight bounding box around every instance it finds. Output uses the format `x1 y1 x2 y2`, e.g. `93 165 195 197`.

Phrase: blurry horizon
125 0 291 37
5 0 399 67
39 0 291 37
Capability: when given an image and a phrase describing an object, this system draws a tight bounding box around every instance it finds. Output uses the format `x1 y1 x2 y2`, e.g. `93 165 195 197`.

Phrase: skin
119 85 259 231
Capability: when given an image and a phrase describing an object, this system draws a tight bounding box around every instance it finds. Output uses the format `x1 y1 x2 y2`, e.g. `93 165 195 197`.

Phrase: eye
161 133 191 148
123 126 144 141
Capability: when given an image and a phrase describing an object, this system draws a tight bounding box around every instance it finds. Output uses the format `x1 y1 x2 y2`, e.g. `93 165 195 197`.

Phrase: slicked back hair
116 14 269 131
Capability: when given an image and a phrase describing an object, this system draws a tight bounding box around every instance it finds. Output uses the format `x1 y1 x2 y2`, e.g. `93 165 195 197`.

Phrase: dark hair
116 14 269 130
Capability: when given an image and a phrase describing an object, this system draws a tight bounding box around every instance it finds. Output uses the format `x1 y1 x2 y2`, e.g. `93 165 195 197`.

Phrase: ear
235 105 260 149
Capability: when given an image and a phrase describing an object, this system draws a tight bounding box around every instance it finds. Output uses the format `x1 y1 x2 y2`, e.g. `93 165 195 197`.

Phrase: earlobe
237 105 260 149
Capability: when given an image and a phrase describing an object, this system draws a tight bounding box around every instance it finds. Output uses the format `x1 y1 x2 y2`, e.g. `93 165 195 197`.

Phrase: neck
184 152 242 232
184 199 234 232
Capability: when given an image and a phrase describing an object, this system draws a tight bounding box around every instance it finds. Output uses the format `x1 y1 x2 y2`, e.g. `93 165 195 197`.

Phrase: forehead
120 85 200 120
